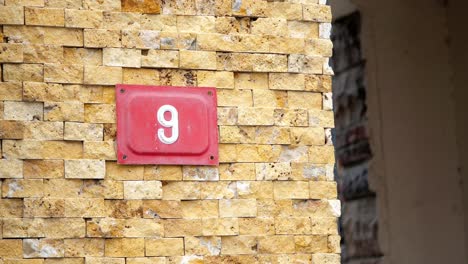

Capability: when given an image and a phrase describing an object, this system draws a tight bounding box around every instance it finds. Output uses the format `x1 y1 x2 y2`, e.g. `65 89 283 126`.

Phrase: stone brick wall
0 0 339 263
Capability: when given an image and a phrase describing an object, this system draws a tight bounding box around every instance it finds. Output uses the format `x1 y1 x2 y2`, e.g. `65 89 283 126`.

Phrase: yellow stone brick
267 2 302 20
274 108 309 127
290 127 325 146
64 122 103 141
0 159 23 178
83 0 120 11
84 29 122 48
221 236 258 255
0 6 24 25
219 199 257 217
64 238 104 257
3 63 43 82
5 0 44 6
218 89 252 107
238 107 275 126
2 179 43 198
269 73 305 91
328 235 341 253
105 238 145 257
43 28 83 46
184 236 221 256
124 180 162 199
215 0 232 16
103 48 141 68
202 218 239 236
258 236 295 254
4 258 44 264
255 126 291 144
45 258 84 264
275 217 312 235
126 258 165 264
197 71 234 89
145 238 184 256
65 9 103 28
3 101 43 121
44 218 86 238
239 218 275 235
268 35 305 54
162 181 200 200
83 141 116 160
44 102 84 122
181 200 219 219
140 14 177 31
291 199 339 218
311 217 338 235
25 7 64 27
0 43 23 62
64 198 106 217
101 11 140 30
0 239 22 257
217 107 238 125
219 163 255 180
105 200 143 218
85 104 116 123
23 239 64 258
122 0 161 13
0 198 24 217
63 48 101 65
288 91 322 109
141 50 179 68
143 165 182 181
2 218 44 238
309 109 334 128
84 66 122 85
288 21 319 39
200 181 236 199
234 73 268 90
219 126 255 144
0 120 25 140
215 17 250 34
180 50 217 70
273 181 310 199
177 15 215 33
159 69 197 86
308 145 335 164
163 219 203 237
122 30 160 49
123 68 160 85
24 160 64 179
253 90 287 108
310 181 337 199
44 64 83 84
217 52 254 71
236 181 273 199
23 82 70 102
143 200 181 219
3 140 83 159
305 38 333 57
106 162 144 180
294 235 329 253
303 4 332 22
231 0 267 17
85 258 124 264
182 166 219 181
42 179 83 198
65 159 105 179
81 180 124 199
253 54 288 72
0 82 23 100
251 18 288 37
289 54 324 74
236 144 281 163
87 218 163 238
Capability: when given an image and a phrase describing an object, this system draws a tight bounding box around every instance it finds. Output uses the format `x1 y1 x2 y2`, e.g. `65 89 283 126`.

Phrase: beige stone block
197 71 234 89
44 102 84 122
182 166 219 181
231 0 267 17
126 258 165 264
44 64 83 84
221 236 257 255
235 144 281 163
236 181 273 199
275 217 312 235
215 16 250 34
123 68 160 85
267 2 302 20
23 82 70 102
2 218 45 238
290 127 325 146
219 199 257 218
291 199 340 218
23 239 64 258
105 200 143 218
238 107 274 126
202 218 238 236
83 141 116 160
218 143 237 163
3 63 43 82
177 15 215 33
277 145 311 163
217 107 237 125
0 120 25 139
0 82 23 100
305 38 333 57
303 4 332 22
0 159 23 179
2 26 44 45
44 218 86 238
215 0 232 16
158 69 197 86
0 239 23 257
43 28 83 47
162 181 200 200
253 90 287 108
23 198 64 217
85 257 124 264
45 0 80 8
219 126 255 144
64 159 105 179
106 162 144 181
309 109 334 128
200 181 236 199
197 33 268 53
122 0 161 13
64 122 103 141
145 238 184 256
5 0 44 6
288 91 322 110
45 258 84 264
42 179 82 198
234 73 268 90
141 50 178 68
288 21 319 39
181 200 219 219
291 162 333 181
81 179 123 199
63 48 101 65
143 200 181 219
328 235 341 253
239 218 275 235
274 181 309 199
295 235 329 253
308 145 335 164
65 9 103 28
268 35 305 54
216 52 253 71
180 50 216 70
24 160 63 179
143 165 182 181
217 89 252 107
269 73 305 91
140 14 177 31
252 54 288 72
122 30 160 49
101 11 140 30
104 123 117 141
65 198 106 218
105 238 145 257
274 108 308 127
0 43 23 62
255 126 291 145
83 0 120 11
251 18 288 37
25 7 64 26
311 217 338 235
163 219 203 237
184 236 221 256
0 6 24 25
103 48 141 68
289 54 324 74
64 238 104 257
219 163 255 181
258 236 295 254
84 66 122 85
87 218 163 238
4 101 43 121
2 179 43 198
310 181 337 199
305 74 331 92
124 181 162 199
85 104 116 123
84 29 121 48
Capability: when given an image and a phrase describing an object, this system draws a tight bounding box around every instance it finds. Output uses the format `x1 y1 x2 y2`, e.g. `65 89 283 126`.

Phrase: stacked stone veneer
0 0 339 263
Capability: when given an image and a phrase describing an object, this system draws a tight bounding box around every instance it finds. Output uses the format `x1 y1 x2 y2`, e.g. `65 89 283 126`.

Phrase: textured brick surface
0 0 337 262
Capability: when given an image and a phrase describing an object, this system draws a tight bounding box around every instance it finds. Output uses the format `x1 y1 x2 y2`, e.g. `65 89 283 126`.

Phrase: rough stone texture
0 1 338 262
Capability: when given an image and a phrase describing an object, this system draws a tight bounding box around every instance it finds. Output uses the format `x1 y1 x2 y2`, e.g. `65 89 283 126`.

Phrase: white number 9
157 105 179 144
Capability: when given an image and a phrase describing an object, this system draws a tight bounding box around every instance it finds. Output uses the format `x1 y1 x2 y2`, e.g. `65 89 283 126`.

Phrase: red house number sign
116 85 219 165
